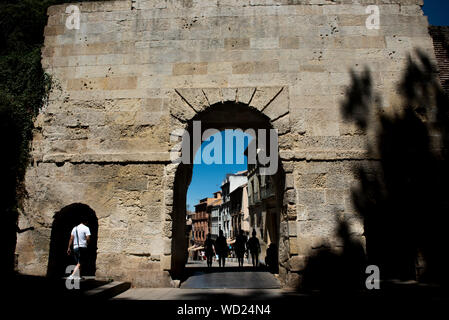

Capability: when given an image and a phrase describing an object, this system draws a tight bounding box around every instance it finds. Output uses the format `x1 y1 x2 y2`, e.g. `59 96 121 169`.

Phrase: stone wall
17 0 436 287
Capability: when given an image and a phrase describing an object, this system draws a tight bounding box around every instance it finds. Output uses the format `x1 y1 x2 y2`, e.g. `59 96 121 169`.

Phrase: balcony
192 212 209 221
261 185 275 199
248 192 261 206
248 185 275 206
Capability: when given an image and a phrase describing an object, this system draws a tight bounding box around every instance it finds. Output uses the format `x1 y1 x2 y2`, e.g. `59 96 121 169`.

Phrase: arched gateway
16 0 436 287
169 91 288 278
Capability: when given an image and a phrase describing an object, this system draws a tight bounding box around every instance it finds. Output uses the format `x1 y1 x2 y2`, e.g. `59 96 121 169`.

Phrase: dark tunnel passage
47 203 98 278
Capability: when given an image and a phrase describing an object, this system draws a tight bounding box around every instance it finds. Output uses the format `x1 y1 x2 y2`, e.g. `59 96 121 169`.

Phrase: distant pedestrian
215 229 228 268
204 233 215 268
67 216 91 279
265 243 278 273
247 229 261 267
235 230 247 267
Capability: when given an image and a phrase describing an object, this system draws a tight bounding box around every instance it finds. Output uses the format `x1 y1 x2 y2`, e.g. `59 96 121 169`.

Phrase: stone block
288 219 297 235
288 255 306 272
221 88 237 102
160 254 171 271
169 91 197 121
173 63 208 75
279 37 299 49
284 189 296 204
175 88 209 112
115 177 148 191
272 114 291 135
224 38 250 50
262 87 289 119
236 87 256 104
289 237 299 255
162 221 172 238
202 88 223 105
254 60 279 74
250 37 279 49
232 62 255 74
250 87 283 111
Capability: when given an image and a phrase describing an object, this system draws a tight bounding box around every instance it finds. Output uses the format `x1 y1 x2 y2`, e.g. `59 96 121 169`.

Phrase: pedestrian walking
215 229 228 268
265 243 278 273
247 229 261 267
67 216 91 279
235 229 247 267
204 233 215 268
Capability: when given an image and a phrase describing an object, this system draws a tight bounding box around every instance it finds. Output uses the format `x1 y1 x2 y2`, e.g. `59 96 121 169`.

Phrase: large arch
166 87 291 280
47 203 98 278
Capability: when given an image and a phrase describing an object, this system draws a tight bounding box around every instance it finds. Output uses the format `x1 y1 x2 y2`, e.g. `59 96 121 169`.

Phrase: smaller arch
47 203 98 278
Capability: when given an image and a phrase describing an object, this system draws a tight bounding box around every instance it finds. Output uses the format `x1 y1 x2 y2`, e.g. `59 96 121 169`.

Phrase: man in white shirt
67 217 91 279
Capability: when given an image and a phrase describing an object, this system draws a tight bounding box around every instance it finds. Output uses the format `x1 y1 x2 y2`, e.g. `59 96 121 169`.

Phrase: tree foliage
0 0 111 274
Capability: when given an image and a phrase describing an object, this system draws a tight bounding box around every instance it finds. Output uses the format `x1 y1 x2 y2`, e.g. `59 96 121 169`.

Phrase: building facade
247 160 277 263
192 195 218 245
209 191 222 240
220 171 248 239
229 184 250 238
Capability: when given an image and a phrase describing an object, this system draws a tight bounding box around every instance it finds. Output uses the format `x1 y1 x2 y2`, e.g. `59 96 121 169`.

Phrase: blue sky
423 0 449 26
186 130 253 210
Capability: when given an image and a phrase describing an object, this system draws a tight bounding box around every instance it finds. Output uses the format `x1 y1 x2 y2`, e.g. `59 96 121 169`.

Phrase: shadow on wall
300 220 366 293
47 203 98 278
0 104 29 276
353 51 449 285
300 51 449 291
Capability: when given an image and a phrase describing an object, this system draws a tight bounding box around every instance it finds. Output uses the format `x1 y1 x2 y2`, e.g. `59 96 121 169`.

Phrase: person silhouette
235 230 247 267
247 229 261 267
67 216 91 279
204 233 215 268
265 243 278 273
215 229 228 268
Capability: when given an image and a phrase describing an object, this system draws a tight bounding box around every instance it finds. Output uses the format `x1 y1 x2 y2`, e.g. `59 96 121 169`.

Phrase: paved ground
112 288 289 300
181 259 279 288
181 271 280 289
6 273 449 318
185 258 255 268
114 259 281 299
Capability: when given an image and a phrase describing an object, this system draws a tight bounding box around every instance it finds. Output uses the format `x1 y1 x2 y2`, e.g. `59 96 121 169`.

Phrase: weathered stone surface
19 0 436 288
271 114 290 135
221 88 237 102
175 88 209 112
264 89 288 119
169 91 197 121
236 87 255 105
288 255 306 272
250 87 283 111
202 88 223 105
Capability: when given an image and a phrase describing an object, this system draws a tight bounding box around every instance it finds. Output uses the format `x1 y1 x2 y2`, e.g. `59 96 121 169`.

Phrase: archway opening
170 102 285 280
186 129 252 254
47 203 98 278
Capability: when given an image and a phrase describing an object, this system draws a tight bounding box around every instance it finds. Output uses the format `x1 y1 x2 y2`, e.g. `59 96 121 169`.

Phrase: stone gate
17 0 436 287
